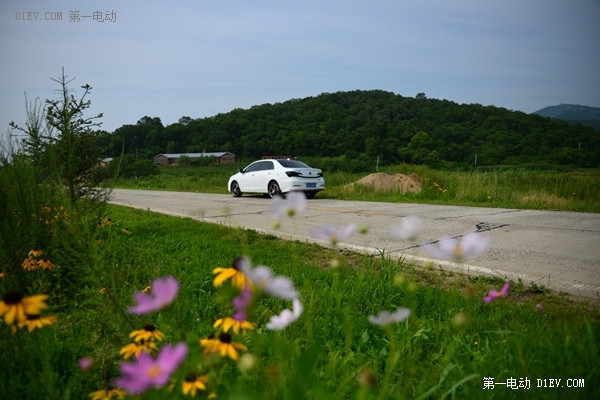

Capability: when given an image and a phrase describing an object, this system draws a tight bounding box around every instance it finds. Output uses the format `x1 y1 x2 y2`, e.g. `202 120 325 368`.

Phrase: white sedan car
228 159 325 198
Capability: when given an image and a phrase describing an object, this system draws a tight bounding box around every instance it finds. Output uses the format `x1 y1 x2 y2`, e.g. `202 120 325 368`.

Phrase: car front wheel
231 181 242 197
268 181 281 198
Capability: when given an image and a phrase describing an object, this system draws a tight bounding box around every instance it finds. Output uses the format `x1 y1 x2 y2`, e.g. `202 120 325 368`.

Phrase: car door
254 161 274 192
240 161 263 192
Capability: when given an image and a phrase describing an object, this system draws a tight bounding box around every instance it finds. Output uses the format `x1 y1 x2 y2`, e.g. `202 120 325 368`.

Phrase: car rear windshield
277 159 310 168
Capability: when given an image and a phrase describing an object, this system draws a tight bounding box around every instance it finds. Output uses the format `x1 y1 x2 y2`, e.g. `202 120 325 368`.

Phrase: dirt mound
348 173 422 194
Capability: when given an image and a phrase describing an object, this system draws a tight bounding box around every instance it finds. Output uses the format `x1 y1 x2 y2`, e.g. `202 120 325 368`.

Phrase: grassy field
111 163 600 212
2 204 598 399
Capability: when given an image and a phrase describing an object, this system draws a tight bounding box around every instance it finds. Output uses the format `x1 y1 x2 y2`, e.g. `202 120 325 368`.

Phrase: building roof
153 152 232 159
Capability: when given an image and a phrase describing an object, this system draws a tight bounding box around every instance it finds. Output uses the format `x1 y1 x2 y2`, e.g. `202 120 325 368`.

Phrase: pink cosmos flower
309 223 358 246
115 342 188 395
266 298 303 331
536 303 545 313
422 232 489 262
368 307 411 326
240 264 299 300
270 191 307 219
78 356 93 371
127 276 179 315
483 282 510 303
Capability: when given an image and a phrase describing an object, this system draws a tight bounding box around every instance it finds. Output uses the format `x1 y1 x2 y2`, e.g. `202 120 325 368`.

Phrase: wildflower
129 324 166 343
22 257 38 271
37 258 55 270
127 275 179 315
99 287 108 295
214 316 255 335
115 342 188 395
78 357 94 371
270 191 306 219
122 227 132 235
237 353 258 374
232 284 253 313
390 216 421 240
142 285 151 293
0 272 4 278
17 313 55 332
89 388 126 400
103 217 113 226
203 333 247 361
536 303 545 313
309 223 358 245
0 291 48 325
368 307 411 326
483 282 510 303
266 298 303 331
199 335 220 354
212 257 253 290
182 373 209 397
119 339 159 359
240 264 299 300
422 232 489 262
28 248 43 258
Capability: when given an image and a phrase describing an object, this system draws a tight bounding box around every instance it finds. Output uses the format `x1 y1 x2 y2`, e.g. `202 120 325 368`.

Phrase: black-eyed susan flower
212 257 252 290
122 227 131 235
103 217 113 226
213 316 255 335
17 313 56 332
129 324 166 343
0 291 48 325
22 257 38 271
37 258 55 270
182 373 209 397
89 388 126 400
203 333 247 361
199 335 219 354
28 248 43 258
119 339 158 359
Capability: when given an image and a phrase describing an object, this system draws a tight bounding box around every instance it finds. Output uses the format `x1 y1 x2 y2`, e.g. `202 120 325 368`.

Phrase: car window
260 161 274 170
244 162 262 173
277 159 310 168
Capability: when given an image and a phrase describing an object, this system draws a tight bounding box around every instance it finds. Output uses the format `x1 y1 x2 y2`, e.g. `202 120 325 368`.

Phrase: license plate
306 183 316 188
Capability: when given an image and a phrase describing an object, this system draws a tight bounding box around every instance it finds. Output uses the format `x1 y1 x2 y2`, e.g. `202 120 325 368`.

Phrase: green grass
2 204 598 399
112 163 600 212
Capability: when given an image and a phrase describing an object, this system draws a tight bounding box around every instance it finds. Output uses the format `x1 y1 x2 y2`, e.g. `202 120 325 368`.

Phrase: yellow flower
89 388 126 400
203 333 247 361
129 324 166 343
0 272 5 278
213 317 255 335
0 291 48 325
182 373 209 397
119 339 158 359
122 227 131 234
22 257 38 271
103 217 113 226
18 314 56 332
28 248 43 258
99 287 107 295
142 285 151 293
37 258 55 270
212 257 252 290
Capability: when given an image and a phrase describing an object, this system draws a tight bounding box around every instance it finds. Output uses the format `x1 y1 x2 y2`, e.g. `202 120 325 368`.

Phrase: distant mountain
533 104 600 131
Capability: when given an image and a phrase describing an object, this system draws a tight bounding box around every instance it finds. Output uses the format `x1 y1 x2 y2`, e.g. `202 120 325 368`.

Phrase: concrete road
109 189 600 300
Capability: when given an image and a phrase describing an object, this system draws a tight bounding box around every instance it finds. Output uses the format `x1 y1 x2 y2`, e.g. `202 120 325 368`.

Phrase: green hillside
533 104 600 131
98 90 600 168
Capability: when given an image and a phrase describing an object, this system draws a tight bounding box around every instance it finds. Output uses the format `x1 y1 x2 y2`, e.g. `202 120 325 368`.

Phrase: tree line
96 90 599 169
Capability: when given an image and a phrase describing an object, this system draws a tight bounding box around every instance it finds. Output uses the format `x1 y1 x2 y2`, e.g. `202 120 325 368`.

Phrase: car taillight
286 171 301 177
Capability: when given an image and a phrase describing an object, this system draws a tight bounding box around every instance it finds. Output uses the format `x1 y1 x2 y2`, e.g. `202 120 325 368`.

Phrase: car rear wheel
231 181 242 197
268 181 281 198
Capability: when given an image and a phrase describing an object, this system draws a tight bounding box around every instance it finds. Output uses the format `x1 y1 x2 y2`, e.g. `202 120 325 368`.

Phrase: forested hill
533 104 600 132
98 90 599 168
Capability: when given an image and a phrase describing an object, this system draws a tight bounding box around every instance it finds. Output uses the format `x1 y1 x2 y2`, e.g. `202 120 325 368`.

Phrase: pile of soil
347 173 422 194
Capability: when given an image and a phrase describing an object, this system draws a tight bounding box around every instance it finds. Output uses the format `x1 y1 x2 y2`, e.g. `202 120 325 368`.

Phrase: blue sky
1 0 599 133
